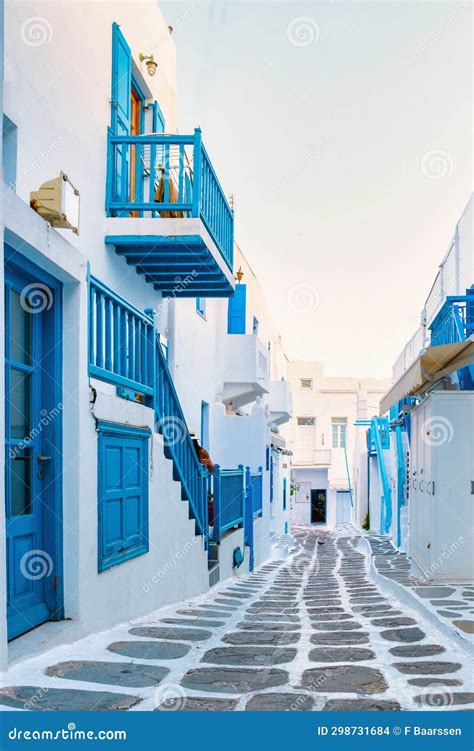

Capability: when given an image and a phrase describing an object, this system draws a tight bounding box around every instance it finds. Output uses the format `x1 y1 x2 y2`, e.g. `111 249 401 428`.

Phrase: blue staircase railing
154 331 209 541
88 276 155 396
212 465 245 542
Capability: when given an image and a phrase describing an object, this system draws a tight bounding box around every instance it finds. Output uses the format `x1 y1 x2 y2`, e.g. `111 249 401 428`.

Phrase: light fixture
235 266 244 283
139 53 158 76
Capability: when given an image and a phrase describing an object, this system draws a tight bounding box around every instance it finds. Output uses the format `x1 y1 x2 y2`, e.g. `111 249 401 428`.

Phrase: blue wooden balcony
105 128 235 297
429 294 474 347
429 292 474 389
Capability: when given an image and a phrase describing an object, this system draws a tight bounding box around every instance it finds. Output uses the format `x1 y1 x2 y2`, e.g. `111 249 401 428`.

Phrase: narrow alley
0 526 471 712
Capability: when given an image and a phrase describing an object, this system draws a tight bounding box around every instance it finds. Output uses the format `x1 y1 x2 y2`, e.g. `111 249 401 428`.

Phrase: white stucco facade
288 361 389 530
358 195 474 583
0 2 292 670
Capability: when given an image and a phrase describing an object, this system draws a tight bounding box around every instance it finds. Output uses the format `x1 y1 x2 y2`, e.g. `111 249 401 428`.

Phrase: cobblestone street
1 526 472 712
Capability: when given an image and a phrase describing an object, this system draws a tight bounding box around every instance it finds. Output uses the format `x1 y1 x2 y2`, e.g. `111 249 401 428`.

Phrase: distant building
288 362 389 528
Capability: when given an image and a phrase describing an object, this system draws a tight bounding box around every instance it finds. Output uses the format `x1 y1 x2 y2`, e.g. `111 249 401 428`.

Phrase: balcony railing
106 128 234 270
291 449 332 466
88 275 155 396
429 296 473 347
212 465 245 542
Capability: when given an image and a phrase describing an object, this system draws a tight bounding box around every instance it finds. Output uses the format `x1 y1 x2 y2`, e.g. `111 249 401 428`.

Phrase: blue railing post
192 127 202 219
372 417 392 534
244 466 254 572
213 464 221 543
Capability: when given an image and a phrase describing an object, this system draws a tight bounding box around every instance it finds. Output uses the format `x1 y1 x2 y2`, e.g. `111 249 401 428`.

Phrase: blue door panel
4 257 63 641
227 284 246 334
98 423 150 572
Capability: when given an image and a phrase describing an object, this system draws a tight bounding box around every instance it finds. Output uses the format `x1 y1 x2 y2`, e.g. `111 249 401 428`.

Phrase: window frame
297 416 316 426
300 378 313 390
331 418 348 448
97 421 150 572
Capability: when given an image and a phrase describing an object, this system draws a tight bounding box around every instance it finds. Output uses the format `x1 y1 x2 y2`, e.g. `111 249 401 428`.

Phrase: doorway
310 489 326 523
4 253 63 640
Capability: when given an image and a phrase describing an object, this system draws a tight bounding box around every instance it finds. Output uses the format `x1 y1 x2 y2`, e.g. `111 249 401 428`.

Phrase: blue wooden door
227 284 246 334
4 269 56 639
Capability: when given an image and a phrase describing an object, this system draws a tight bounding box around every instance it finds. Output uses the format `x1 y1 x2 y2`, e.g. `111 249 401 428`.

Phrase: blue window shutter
283 477 287 511
111 22 131 135
152 100 165 133
111 23 131 207
227 284 246 334
98 422 149 571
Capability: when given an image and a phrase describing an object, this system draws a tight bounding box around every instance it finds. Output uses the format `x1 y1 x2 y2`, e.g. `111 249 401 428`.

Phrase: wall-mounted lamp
139 53 158 76
235 266 244 283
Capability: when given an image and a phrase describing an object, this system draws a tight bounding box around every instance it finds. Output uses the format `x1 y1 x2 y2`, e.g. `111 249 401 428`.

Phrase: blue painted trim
372 417 392 534
96 420 151 438
244 466 254 572
395 425 406 547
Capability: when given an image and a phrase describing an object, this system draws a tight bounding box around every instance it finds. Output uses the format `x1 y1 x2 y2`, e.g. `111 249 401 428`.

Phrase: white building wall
0 2 291 668
392 194 474 382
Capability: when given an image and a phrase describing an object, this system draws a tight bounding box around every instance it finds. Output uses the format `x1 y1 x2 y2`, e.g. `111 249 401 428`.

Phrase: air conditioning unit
30 172 80 234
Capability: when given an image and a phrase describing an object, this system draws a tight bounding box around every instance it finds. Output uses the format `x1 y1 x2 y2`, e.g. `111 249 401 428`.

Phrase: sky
162 0 472 378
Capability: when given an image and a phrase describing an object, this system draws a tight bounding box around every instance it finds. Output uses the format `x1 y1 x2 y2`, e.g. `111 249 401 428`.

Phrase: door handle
419 480 425 492
37 454 52 463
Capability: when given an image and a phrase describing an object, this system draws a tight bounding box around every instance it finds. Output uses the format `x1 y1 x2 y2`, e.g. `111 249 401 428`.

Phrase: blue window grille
196 297 206 318
97 421 150 572
227 284 246 334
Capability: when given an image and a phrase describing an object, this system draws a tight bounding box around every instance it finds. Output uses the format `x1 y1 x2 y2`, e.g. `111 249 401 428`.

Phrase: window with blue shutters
227 284 246 334
97 422 150 572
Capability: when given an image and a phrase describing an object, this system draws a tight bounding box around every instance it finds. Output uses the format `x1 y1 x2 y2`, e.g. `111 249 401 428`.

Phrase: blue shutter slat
227 284 246 334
